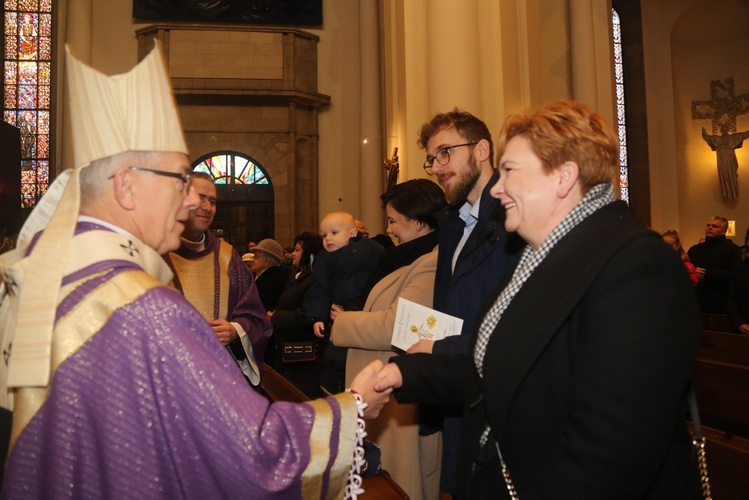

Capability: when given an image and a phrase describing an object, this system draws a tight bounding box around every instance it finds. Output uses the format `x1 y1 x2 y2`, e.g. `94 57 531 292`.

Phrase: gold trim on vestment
5 230 172 391
10 270 159 450
300 393 358 499
302 398 333 499
326 393 358 499
170 252 219 321
169 239 233 321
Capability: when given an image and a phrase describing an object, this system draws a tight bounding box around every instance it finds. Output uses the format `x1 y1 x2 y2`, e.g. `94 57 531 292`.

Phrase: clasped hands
347 360 404 419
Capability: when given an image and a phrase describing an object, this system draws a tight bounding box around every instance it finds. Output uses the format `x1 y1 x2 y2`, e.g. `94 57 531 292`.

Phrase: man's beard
438 155 481 206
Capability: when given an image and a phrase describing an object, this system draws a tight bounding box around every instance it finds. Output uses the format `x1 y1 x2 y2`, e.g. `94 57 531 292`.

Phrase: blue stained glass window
193 152 269 185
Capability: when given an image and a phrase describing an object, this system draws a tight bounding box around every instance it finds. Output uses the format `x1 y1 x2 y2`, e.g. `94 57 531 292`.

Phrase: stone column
359 0 386 234
569 0 616 124
425 0 481 113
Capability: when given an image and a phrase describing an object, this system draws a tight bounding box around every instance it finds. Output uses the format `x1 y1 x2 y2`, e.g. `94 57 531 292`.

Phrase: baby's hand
313 321 326 338
330 304 344 322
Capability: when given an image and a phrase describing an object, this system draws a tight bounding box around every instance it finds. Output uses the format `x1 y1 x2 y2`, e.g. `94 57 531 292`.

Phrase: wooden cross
692 77 749 134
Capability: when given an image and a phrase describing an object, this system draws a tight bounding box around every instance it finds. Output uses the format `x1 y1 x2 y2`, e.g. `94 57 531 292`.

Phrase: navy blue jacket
432 169 523 356
427 169 522 492
307 237 383 321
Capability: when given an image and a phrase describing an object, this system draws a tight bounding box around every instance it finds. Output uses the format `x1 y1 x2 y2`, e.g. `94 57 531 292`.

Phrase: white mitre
0 41 187 396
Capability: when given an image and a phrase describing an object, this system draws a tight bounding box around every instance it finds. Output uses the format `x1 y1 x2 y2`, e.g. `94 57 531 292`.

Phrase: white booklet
391 298 463 351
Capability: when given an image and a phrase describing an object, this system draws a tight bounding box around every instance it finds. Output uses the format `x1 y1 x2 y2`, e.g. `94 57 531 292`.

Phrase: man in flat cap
164 171 270 385
0 42 388 498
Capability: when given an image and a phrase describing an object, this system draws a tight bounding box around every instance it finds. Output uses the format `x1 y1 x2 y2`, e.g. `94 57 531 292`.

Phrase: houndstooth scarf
473 183 616 376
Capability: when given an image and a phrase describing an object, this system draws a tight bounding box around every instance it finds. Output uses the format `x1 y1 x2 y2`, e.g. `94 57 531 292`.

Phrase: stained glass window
612 9 629 203
193 152 270 185
4 0 53 208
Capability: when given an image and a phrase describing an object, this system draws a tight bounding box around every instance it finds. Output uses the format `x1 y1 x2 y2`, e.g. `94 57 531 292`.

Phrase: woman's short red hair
495 100 619 194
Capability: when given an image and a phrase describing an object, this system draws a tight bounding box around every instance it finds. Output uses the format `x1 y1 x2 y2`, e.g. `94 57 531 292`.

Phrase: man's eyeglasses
423 143 476 175
110 166 193 193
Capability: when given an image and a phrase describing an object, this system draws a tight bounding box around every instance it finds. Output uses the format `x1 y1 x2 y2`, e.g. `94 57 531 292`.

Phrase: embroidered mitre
0 41 186 395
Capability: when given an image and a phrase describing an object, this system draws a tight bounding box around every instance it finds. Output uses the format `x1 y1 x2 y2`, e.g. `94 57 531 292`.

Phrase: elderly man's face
130 152 198 254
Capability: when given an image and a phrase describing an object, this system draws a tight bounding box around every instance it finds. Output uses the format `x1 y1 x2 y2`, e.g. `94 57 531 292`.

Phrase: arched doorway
192 151 273 252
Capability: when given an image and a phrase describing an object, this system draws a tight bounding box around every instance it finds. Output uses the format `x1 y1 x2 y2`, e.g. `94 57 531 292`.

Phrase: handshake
347 360 404 419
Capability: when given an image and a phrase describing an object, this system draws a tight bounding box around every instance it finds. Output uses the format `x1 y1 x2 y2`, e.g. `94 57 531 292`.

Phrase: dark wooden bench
692 329 749 499
700 312 733 333
261 365 409 499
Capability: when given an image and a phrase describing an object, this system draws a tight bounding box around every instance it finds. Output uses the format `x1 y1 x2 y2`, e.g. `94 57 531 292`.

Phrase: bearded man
410 108 522 497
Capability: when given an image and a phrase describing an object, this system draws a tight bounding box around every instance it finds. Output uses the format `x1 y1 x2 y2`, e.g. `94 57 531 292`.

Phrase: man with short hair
0 42 388 497
164 172 271 385
688 215 741 313
409 108 522 496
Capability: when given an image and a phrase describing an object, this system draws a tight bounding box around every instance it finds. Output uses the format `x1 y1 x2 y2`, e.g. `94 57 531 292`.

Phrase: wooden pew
699 329 749 364
692 329 749 499
700 312 733 333
261 365 409 499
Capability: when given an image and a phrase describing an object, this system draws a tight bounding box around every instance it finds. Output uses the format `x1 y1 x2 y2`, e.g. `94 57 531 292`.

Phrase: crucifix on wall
692 77 749 200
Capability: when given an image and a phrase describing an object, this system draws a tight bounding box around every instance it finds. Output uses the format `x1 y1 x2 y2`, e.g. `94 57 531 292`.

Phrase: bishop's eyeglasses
110 166 193 193
423 142 476 175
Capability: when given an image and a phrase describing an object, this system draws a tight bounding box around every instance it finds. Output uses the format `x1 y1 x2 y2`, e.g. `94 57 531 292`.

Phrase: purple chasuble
2 224 359 499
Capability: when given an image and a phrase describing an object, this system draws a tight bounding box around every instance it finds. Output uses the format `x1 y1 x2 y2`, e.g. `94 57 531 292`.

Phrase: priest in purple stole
0 42 389 499
164 172 271 385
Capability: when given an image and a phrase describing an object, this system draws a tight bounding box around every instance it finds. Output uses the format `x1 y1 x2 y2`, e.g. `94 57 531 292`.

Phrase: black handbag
281 340 317 363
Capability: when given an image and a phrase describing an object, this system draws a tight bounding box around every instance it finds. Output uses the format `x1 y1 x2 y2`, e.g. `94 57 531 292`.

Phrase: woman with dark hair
267 231 324 398
331 178 447 499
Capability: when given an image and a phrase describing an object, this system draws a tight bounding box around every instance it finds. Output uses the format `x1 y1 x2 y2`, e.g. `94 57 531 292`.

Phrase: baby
308 211 383 337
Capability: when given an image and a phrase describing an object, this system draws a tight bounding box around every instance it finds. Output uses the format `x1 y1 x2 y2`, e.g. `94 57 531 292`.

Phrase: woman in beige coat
331 179 446 500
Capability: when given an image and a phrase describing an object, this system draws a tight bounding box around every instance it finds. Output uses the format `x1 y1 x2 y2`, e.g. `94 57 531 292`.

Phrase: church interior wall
305 0 369 232
673 25 749 248
50 0 749 249
642 0 749 248
53 0 363 244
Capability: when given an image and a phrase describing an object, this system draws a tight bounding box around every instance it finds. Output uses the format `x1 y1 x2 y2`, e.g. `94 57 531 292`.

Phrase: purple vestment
164 230 272 366
2 224 359 498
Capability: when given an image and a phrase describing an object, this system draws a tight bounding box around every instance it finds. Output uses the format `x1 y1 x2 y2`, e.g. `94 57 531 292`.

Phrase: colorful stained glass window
4 0 53 208
612 9 629 203
193 152 270 185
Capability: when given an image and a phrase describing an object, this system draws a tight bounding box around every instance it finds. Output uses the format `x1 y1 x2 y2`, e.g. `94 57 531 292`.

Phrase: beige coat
333 247 438 500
